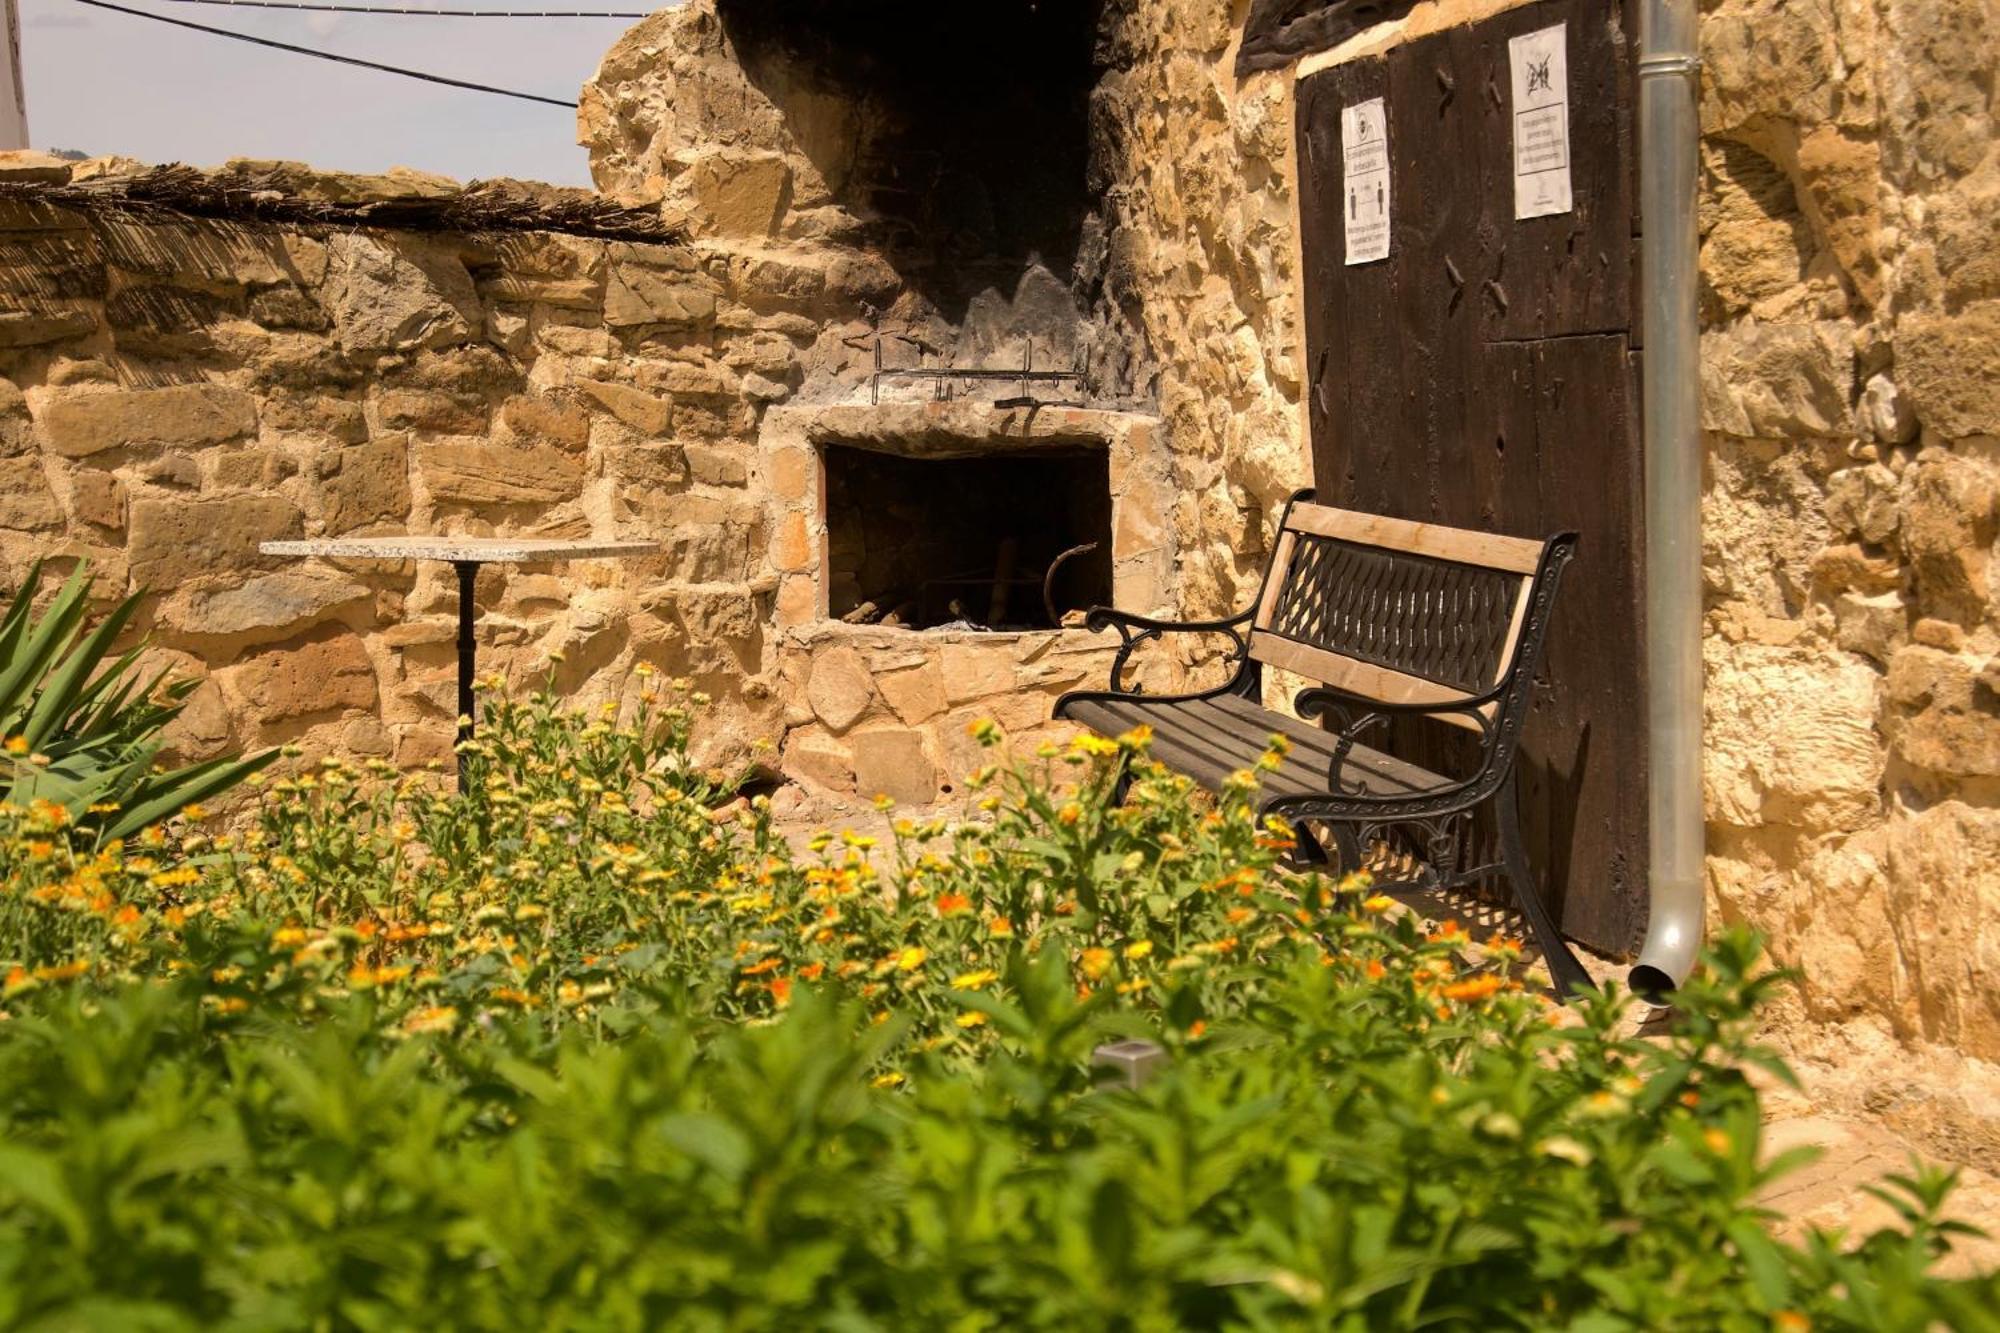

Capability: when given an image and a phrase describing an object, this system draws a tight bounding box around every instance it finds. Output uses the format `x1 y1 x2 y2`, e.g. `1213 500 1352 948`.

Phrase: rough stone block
500 393 591 451
420 441 583 507
377 387 488 435
685 441 749 486
676 585 759 644
228 628 377 723
159 571 371 643
36 383 258 457
127 495 303 589
1700 322 1854 439
1898 457 1996 624
768 445 814 503
771 511 813 572
0 307 97 348
604 266 719 328
66 468 125 531
940 642 1018 705
807 644 876 732
1898 303 2000 440
324 232 477 354
0 456 60 531
649 493 756 581
687 152 791 237
1887 646 2000 778
604 441 688 488
849 727 938 806
321 435 412 533
577 379 672 435
877 662 947 725
785 730 855 793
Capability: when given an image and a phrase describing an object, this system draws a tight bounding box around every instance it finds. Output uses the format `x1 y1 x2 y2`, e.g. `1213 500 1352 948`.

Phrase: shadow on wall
714 0 1105 335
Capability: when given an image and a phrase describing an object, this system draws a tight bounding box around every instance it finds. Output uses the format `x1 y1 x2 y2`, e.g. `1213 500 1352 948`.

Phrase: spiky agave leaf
0 563 273 836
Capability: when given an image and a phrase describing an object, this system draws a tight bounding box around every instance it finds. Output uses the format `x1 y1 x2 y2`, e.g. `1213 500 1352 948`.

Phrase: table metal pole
454 560 477 788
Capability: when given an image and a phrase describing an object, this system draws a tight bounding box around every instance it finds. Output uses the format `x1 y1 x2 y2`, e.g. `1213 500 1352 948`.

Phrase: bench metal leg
1495 774 1595 998
1285 819 1330 869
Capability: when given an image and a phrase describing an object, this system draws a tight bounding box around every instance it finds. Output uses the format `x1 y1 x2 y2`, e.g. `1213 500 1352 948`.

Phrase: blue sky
18 0 661 185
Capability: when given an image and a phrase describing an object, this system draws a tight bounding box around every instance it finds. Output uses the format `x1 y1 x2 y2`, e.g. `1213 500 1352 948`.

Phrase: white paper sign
1509 22 1572 219
1341 97 1391 265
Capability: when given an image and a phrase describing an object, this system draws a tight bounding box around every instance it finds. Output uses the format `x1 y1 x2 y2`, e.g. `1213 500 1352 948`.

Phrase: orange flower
1427 920 1466 943
1056 802 1082 826
1772 1312 1811 1333
934 892 972 918
1365 958 1386 980
1187 1020 1207 1040
988 916 1014 938
741 957 783 977
1079 947 1113 981
769 976 793 1005
799 962 826 982
1441 974 1503 1003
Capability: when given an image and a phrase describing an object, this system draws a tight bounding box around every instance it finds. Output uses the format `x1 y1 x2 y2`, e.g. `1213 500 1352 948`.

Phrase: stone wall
1 0 1997 1133
0 156 945 781
1079 0 2000 1141
1693 0 2000 1144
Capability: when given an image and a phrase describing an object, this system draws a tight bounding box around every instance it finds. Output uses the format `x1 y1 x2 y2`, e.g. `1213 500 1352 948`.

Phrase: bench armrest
1083 606 1254 696
1295 680 1506 795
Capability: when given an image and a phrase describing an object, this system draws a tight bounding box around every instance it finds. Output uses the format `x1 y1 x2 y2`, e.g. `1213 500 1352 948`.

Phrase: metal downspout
1630 0 1703 1002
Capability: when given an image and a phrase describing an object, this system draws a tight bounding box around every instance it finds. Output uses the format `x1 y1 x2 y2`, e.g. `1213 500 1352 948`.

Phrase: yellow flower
950 969 1000 991
987 916 1014 938
1123 940 1153 961
955 1011 989 1029
404 1006 460 1034
895 946 927 972
1079 947 1113 981
967 718 1002 746
1361 895 1395 914
1703 1128 1733 1156
2 735 27 756
871 1072 906 1089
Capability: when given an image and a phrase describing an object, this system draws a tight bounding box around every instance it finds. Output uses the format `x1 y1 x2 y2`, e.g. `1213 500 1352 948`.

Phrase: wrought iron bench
1054 490 1592 997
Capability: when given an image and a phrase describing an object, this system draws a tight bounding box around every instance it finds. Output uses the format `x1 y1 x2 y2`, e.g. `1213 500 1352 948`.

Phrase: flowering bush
0 678 1992 1327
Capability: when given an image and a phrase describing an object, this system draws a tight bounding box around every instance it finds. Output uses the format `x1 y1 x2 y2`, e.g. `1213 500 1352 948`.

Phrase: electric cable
69 0 580 107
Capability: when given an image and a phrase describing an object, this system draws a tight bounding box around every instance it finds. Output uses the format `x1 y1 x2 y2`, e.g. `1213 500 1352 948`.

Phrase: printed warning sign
1341 97 1390 265
1509 22 1572 220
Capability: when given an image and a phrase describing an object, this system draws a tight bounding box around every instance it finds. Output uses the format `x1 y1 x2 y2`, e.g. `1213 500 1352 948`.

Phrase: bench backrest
1248 499 1565 735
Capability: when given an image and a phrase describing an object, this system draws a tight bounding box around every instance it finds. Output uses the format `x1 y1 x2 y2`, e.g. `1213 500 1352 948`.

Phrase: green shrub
0 561 274 841
0 678 1991 1329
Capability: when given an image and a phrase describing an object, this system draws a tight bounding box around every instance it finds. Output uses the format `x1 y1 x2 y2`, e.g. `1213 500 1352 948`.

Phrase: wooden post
1 0 26 151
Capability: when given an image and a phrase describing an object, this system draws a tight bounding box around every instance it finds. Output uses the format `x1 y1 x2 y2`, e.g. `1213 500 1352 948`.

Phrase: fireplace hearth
822 443 1112 631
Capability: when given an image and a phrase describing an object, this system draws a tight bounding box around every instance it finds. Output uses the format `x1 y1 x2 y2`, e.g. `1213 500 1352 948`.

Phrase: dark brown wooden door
1294 0 1645 954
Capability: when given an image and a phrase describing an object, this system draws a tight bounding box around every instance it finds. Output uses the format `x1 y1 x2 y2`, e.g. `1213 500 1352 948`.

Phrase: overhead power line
70 0 580 107
155 0 650 17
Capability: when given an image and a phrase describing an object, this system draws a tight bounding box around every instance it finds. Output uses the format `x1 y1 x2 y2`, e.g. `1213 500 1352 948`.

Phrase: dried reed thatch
0 159 681 243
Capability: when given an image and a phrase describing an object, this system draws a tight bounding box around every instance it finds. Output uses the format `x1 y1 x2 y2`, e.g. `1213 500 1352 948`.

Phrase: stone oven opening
713 0 1125 389
821 443 1113 631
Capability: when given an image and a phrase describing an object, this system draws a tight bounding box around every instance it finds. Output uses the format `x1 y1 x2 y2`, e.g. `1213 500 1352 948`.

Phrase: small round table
259 537 660 784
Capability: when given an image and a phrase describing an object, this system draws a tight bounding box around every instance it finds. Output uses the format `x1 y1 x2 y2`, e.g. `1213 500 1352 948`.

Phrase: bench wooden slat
1250 631 1492 734
1063 696 1454 803
1204 694 1449 796
1285 501 1545 574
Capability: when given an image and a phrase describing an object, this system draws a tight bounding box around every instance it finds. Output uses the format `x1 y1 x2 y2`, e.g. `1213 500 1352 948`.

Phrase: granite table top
259 537 661 563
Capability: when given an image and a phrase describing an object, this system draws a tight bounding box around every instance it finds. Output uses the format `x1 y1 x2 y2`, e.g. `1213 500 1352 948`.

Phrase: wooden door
1293 0 1645 954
